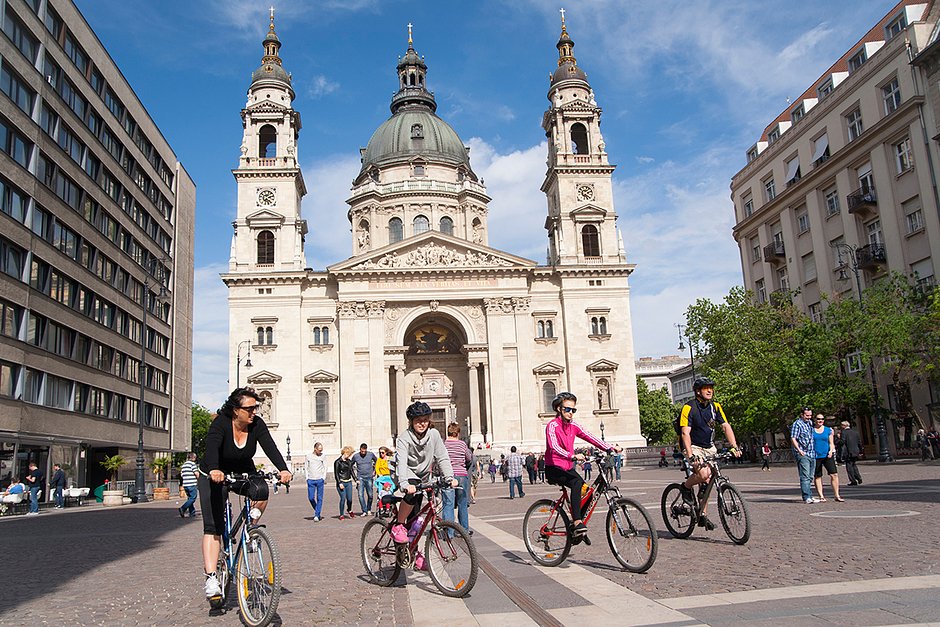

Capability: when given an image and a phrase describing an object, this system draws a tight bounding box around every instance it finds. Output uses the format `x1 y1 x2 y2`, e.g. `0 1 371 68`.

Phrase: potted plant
150 457 171 500
100 454 127 507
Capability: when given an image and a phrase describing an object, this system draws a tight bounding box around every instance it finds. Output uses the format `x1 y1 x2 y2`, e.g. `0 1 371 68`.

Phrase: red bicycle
360 477 478 597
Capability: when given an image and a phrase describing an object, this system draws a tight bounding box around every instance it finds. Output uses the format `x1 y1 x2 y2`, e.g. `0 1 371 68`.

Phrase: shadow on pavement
751 478 940 505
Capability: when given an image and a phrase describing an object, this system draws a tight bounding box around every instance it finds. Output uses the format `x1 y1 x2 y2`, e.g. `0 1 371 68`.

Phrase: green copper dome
361 109 469 171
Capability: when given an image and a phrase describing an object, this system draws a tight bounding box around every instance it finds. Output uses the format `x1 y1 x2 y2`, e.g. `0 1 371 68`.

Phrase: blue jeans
337 481 353 516
509 475 524 498
795 453 817 501
442 475 471 532
54 486 63 508
180 485 197 516
29 486 41 513
358 477 374 514
306 479 324 518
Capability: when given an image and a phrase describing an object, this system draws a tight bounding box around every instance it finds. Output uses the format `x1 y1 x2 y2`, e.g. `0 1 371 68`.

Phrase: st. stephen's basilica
222 12 643 461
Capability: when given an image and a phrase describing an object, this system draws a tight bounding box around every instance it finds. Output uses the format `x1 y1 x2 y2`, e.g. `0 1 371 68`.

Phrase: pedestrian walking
334 446 357 520
537 454 546 482
812 415 843 502
488 460 497 483
791 407 817 504
500 455 508 482
761 442 771 471
25 462 44 515
582 458 592 480
353 443 377 515
507 446 525 498
525 452 537 485
840 421 864 485
178 453 199 518
442 422 472 533
305 442 327 521
50 463 66 509
612 448 622 480
916 429 933 461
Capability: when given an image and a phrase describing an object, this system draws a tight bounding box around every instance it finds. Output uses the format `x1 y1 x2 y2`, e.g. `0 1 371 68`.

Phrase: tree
190 402 214 459
100 454 127 485
636 376 676 446
150 457 171 487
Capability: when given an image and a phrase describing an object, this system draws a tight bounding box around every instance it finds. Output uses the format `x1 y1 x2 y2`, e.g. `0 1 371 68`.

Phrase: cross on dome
408 22 413 44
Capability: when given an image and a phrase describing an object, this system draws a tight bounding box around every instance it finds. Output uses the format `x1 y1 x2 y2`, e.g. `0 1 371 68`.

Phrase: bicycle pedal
582 534 592 546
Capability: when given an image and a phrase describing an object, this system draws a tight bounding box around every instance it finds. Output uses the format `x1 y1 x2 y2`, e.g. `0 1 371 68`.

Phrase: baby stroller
374 475 397 518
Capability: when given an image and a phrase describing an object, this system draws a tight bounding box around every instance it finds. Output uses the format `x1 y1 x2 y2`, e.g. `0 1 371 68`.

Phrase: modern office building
223 14 644 463
0 0 195 489
730 0 940 452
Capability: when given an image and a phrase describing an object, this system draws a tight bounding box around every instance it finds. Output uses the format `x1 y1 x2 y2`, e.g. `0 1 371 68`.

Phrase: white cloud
191 262 231 410
308 75 339 99
635 156 655 164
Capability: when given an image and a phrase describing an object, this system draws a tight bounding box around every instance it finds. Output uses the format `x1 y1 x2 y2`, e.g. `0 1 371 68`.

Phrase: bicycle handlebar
224 471 287 485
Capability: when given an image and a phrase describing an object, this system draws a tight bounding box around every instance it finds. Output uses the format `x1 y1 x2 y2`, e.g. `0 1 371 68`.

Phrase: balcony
762 241 785 263
856 243 886 270
847 186 877 215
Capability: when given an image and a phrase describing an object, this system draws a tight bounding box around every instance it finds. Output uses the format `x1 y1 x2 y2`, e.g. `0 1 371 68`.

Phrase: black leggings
545 465 585 522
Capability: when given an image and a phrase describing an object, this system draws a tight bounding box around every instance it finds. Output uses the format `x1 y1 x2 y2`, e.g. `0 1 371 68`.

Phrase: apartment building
0 0 195 489
635 355 691 400
730 1 940 452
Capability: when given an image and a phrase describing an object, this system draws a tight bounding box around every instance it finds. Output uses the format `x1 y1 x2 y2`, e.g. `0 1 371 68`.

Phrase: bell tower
541 10 623 266
230 9 307 272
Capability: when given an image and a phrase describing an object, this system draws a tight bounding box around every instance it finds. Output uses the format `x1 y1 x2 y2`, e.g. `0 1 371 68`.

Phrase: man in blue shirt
790 407 817 503
353 444 377 516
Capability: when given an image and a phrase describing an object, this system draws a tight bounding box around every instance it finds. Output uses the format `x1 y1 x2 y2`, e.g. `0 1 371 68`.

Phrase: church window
313 326 330 345
258 124 277 159
413 163 425 177
599 317 607 334
321 326 329 344
570 123 589 155
389 217 403 243
315 389 329 422
414 215 429 235
266 326 273 345
546 320 554 337
537 321 545 338
257 230 274 265
369 167 379 183
411 124 424 139
439 216 453 236
313 327 319 344
581 224 600 257
257 326 264 345
542 381 556 413
591 317 599 335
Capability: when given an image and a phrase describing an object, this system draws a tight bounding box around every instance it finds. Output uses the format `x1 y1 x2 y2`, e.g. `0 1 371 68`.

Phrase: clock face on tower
257 189 276 207
576 184 595 202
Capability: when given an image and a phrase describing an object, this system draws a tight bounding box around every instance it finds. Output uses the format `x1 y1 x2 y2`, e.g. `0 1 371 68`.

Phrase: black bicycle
523 452 657 572
660 452 751 545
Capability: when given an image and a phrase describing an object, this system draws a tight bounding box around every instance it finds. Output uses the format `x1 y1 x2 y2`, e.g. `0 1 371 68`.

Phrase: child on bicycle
544 392 620 538
390 401 457 543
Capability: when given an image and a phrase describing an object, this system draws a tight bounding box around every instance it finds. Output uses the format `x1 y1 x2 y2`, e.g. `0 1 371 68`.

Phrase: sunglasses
239 404 260 413
561 407 577 414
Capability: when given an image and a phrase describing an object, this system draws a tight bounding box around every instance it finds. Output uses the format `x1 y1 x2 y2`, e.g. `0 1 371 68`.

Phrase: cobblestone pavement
1 459 938 626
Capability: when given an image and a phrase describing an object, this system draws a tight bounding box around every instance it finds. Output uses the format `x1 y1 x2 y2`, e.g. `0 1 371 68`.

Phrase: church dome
361 108 469 171
249 11 291 88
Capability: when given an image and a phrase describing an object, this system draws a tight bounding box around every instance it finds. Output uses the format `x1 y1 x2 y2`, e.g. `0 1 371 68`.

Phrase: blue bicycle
214 472 283 627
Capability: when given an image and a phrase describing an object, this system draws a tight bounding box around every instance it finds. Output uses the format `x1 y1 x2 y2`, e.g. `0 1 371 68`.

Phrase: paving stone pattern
0 459 937 625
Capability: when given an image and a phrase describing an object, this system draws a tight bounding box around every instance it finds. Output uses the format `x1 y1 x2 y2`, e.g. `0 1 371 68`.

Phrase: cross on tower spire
407 22 413 45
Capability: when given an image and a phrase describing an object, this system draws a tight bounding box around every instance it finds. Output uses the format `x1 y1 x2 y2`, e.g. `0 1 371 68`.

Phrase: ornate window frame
586 359 618 416
585 307 611 342
252 316 278 352
533 362 565 421
305 370 338 431
307 316 334 352
532 310 558 344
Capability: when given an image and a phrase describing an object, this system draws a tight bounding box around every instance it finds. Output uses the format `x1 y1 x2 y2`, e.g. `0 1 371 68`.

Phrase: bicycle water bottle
407 514 425 541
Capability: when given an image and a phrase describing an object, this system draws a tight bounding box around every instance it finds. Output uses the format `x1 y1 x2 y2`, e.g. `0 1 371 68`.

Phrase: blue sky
74 0 891 408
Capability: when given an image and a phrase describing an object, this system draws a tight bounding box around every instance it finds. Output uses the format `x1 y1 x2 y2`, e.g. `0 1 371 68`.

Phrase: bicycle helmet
693 377 716 391
551 391 578 412
406 401 432 420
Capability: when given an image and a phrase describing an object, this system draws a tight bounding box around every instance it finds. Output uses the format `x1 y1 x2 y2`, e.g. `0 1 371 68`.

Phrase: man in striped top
178 452 198 518
442 422 473 534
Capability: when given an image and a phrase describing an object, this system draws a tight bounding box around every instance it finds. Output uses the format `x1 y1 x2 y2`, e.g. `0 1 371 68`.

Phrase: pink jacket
544 415 609 471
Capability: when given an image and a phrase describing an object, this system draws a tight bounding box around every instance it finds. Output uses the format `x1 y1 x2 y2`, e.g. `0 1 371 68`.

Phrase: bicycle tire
235 527 281 627
361 518 402 586
212 546 232 609
660 483 695 539
424 520 478 597
606 497 657 573
522 498 572 567
717 482 751 545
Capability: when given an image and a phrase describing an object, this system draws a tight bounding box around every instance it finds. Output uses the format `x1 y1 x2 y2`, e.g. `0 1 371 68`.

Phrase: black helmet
406 401 432 420
551 391 578 412
693 377 716 391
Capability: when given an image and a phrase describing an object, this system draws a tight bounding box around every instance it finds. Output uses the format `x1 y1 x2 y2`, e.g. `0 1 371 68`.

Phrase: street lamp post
832 242 893 463
676 323 696 379
286 434 291 462
235 340 252 388
285 434 291 494
135 259 167 504
599 421 605 441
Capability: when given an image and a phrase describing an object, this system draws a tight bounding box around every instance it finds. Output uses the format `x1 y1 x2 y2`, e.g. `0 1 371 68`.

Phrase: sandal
834 497 844 502
817 497 827 502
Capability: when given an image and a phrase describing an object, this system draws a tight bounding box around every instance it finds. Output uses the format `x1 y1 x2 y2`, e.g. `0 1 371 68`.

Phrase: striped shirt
444 439 472 477
180 460 198 488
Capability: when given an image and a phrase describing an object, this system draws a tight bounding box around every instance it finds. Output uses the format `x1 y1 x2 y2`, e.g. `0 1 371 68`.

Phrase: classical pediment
570 204 607 219
246 370 282 384
533 362 565 375
304 370 338 383
586 359 618 372
329 231 536 272
246 209 286 226
246 101 289 114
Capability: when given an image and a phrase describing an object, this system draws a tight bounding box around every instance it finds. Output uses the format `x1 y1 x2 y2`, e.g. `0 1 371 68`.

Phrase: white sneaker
204 573 222 599
313 516 320 522
804 498 816 504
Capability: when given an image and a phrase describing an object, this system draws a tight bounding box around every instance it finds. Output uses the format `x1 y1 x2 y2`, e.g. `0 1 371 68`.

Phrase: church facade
221 14 643 463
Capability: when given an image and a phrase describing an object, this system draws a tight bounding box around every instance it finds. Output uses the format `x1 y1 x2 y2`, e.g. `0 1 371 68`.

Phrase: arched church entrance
400 313 472 442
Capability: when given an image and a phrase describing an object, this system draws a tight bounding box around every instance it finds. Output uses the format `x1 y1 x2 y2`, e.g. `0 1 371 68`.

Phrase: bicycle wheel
522 498 572 567
361 518 402 586
235 527 281 627
212 546 232 609
424 520 478 598
606 497 657 573
717 482 751 545
660 483 695 539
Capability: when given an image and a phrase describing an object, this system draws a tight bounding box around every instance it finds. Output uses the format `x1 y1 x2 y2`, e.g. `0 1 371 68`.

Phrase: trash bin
94 484 106 503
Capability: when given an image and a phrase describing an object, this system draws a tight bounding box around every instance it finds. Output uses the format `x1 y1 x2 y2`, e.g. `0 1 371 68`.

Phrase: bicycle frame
681 455 731 516
550 456 623 529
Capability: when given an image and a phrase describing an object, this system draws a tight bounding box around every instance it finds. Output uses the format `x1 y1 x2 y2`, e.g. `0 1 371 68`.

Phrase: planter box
152 487 170 501
102 490 124 507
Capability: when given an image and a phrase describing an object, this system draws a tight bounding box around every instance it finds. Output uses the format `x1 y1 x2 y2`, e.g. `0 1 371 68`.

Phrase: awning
786 157 800 182
811 134 829 162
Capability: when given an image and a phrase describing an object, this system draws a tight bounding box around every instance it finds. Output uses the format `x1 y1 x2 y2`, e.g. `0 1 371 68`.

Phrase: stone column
468 363 482 447
394 365 407 440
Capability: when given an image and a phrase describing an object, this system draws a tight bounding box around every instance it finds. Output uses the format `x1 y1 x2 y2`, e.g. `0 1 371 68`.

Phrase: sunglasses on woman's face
561 407 577 414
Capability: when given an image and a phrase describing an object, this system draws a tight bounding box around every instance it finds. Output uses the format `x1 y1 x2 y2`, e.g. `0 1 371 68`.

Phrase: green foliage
191 402 214 459
150 457 171 486
100 454 127 484
636 376 677 445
